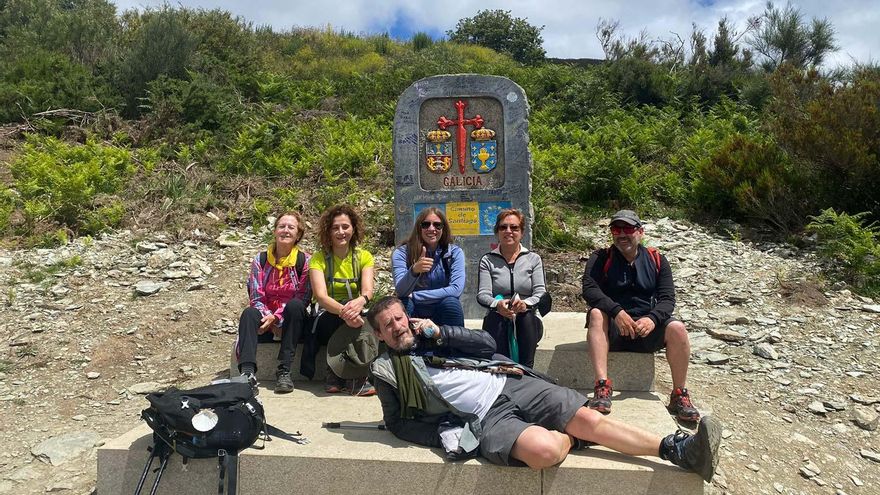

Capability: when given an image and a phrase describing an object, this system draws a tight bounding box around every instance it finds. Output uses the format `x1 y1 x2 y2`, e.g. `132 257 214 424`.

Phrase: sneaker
659 416 722 482
667 387 701 422
349 377 376 397
275 370 294 394
324 370 347 393
587 379 613 414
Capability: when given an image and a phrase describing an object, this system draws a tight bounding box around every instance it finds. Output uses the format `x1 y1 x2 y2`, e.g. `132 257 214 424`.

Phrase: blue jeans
400 295 465 327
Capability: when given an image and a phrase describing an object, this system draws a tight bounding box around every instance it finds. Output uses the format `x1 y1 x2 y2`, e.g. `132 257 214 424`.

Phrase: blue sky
110 1 878 68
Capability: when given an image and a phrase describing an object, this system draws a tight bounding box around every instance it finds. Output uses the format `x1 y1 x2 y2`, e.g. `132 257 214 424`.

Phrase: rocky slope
0 215 877 495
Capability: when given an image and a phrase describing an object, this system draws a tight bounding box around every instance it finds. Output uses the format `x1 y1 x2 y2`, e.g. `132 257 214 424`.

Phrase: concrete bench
98 382 701 495
230 313 655 392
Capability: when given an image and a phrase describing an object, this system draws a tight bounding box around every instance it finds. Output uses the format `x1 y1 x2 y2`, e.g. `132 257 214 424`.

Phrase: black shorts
479 375 587 466
607 317 677 353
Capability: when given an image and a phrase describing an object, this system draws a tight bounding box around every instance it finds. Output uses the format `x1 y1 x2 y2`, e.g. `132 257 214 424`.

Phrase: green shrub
411 32 433 51
807 209 880 296
10 135 134 233
691 133 806 229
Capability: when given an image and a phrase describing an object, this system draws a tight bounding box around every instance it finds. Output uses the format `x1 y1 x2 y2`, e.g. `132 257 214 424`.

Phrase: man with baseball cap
581 210 700 422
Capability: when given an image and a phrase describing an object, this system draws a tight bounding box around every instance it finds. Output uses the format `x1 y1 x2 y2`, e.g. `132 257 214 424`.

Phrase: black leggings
482 311 544 369
299 311 349 379
237 299 307 373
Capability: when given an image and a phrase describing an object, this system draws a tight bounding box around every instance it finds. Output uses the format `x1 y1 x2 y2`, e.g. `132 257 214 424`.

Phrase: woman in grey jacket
477 209 547 368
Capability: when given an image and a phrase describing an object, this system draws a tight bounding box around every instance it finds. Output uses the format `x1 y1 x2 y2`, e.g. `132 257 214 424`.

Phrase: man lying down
366 296 721 481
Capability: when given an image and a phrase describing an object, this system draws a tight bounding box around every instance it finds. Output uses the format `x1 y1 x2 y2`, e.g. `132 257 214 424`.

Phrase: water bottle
423 325 438 339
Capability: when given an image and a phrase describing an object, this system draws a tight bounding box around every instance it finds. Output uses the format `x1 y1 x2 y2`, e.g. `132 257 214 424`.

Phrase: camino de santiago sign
393 74 532 318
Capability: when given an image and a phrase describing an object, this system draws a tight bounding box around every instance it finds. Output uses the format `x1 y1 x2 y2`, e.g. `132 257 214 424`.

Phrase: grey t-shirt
425 366 506 420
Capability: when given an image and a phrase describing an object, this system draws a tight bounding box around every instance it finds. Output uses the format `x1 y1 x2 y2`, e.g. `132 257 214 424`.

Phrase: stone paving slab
98 380 702 495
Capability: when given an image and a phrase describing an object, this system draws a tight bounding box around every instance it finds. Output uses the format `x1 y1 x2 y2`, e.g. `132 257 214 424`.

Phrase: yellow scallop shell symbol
427 130 451 142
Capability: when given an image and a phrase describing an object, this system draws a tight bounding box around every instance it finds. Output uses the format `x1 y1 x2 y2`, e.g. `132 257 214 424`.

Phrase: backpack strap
602 246 661 280
325 249 361 302
259 251 268 269
217 449 238 495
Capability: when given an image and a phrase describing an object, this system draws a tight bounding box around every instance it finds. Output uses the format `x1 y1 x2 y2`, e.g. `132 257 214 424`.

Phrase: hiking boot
587 379 613 414
324 370 347 393
275 370 294 394
349 376 376 397
659 416 722 482
237 371 258 394
667 387 701 422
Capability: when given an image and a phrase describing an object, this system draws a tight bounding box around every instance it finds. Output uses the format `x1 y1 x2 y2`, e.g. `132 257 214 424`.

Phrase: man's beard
392 334 416 353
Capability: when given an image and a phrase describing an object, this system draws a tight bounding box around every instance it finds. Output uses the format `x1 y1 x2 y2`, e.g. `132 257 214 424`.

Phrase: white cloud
111 0 878 67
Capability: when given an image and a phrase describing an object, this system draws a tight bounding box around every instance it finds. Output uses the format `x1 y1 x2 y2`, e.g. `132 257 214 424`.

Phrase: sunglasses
610 225 640 235
420 221 443 230
498 224 521 232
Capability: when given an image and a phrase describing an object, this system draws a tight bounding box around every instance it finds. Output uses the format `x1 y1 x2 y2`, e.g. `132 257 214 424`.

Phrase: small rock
206 212 220 221
707 327 747 342
790 432 817 447
861 304 880 313
136 241 160 253
859 449 880 463
31 431 100 466
747 463 760 472
850 475 863 486
134 281 170 296
823 400 848 411
706 352 730 365
753 342 779 360
808 401 828 415
71 414 86 421
853 406 879 431
86 372 100 380
773 482 784 493
127 381 163 394
161 270 188 280
217 237 241 248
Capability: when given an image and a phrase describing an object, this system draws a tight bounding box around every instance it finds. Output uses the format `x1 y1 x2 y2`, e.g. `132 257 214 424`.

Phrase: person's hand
633 317 655 338
412 246 434 274
496 299 515 319
343 314 364 328
258 313 277 334
409 317 438 335
614 310 638 339
510 297 528 313
340 296 366 321
271 326 283 339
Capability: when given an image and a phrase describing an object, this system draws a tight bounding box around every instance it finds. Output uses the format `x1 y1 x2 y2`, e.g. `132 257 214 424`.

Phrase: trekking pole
148 445 171 495
322 422 387 430
133 447 157 495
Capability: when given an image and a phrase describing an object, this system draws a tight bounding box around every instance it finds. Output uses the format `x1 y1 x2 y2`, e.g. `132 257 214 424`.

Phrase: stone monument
393 74 532 318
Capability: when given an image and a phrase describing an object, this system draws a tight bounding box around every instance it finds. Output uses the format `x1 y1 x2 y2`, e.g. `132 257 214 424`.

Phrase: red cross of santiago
437 100 484 174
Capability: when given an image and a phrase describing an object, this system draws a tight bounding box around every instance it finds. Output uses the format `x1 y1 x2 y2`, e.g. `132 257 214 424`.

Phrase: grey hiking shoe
275 370 294 394
659 415 722 482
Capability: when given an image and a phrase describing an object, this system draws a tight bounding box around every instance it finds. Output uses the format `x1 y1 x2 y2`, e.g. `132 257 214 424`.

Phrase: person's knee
239 307 262 325
283 299 306 319
527 442 565 469
665 321 689 347
587 308 609 334
438 296 463 312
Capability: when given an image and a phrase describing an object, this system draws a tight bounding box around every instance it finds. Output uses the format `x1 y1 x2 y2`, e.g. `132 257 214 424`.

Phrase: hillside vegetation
0 1 877 294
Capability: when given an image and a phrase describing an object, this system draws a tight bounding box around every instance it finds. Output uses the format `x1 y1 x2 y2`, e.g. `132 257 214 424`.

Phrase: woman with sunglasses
477 208 547 368
391 207 465 327
302 204 376 396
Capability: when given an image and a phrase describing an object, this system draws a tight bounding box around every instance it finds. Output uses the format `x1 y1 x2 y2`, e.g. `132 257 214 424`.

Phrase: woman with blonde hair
391 207 465 326
236 211 310 393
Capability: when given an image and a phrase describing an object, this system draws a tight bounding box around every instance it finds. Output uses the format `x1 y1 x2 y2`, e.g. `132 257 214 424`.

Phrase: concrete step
98 381 703 495
231 313 655 392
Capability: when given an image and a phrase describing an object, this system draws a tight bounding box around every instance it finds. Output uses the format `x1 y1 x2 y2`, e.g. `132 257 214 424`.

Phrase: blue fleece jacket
392 244 465 304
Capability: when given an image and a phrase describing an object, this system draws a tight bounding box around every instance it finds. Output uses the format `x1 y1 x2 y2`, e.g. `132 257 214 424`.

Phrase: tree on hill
447 9 545 64
748 2 837 70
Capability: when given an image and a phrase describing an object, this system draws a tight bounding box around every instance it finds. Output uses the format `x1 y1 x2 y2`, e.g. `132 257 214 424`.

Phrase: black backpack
136 381 304 495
